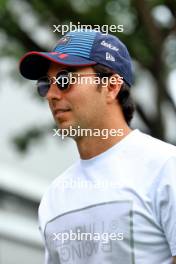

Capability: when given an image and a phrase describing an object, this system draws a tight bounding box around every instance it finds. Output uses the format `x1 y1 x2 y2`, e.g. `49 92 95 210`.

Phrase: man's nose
46 82 63 100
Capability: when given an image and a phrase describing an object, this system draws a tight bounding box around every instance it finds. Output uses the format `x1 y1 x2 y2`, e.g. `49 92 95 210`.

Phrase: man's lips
53 108 71 116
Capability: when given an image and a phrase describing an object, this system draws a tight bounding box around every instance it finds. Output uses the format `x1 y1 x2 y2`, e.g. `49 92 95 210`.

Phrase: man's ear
106 74 123 103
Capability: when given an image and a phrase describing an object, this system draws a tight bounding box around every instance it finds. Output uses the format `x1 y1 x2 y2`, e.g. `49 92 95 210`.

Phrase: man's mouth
54 108 70 113
53 108 71 117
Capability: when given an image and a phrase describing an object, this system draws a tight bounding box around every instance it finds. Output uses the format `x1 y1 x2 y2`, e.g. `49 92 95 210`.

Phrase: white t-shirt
38 129 176 264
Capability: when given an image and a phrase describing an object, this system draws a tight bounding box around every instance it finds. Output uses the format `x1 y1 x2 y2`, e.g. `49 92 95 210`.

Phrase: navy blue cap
19 30 133 86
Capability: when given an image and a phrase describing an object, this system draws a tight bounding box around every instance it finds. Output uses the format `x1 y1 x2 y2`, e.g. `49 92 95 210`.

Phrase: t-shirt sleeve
38 225 54 264
156 156 176 256
38 184 56 264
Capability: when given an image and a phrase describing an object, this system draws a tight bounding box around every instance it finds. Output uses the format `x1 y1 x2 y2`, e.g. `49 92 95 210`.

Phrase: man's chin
56 120 75 130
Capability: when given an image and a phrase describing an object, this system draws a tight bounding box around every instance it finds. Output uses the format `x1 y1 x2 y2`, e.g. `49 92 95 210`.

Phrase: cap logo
106 52 115 62
56 36 71 46
101 40 119 52
58 53 68 59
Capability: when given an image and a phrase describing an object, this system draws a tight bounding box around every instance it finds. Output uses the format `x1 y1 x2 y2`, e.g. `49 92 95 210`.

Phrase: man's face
46 62 108 131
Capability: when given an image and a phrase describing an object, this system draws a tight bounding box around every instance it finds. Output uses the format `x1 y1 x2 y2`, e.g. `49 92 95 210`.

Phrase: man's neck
76 125 132 160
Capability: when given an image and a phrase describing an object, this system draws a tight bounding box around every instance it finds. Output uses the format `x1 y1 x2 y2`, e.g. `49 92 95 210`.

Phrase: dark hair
93 64 135 126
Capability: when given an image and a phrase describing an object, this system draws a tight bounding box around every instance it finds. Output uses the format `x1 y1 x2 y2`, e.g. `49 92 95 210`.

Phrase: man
19 30 176 264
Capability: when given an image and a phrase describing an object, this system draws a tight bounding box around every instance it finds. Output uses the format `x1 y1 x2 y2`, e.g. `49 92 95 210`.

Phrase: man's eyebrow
67 67 80 72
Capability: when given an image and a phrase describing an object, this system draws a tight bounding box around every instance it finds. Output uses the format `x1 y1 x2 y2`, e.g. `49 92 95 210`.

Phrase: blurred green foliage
0 0 176 151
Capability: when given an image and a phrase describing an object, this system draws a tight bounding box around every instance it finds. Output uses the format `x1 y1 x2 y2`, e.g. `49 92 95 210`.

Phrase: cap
19 30 133 86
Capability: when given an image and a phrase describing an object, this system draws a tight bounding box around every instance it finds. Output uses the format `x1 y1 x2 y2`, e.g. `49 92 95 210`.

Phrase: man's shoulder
136 130 176 159
38 160 80 225
47 160 80 193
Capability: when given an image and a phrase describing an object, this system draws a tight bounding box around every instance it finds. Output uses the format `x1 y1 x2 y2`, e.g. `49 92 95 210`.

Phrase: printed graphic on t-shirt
45 201 134 264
